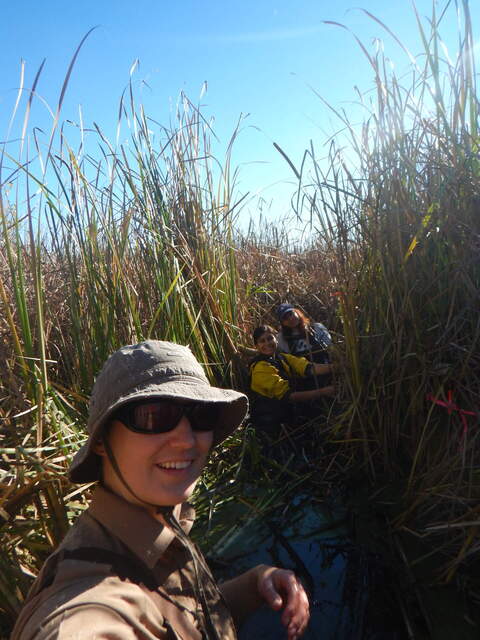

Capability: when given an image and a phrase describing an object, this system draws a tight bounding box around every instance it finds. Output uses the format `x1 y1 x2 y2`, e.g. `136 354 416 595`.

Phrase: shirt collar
88 485 196 569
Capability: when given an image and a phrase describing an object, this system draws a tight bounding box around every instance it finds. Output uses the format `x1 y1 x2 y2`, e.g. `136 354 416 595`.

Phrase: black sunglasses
112 399 221 434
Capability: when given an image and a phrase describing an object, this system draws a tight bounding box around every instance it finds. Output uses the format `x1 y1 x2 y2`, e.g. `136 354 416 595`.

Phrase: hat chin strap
101 435 169 515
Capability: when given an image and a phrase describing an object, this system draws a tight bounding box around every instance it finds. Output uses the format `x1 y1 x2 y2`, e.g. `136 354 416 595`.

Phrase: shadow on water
206 492 404 640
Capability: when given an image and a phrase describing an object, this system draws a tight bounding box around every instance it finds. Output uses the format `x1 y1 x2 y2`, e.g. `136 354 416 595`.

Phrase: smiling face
280 309 300 329
255 330 277 357
95 416 213 512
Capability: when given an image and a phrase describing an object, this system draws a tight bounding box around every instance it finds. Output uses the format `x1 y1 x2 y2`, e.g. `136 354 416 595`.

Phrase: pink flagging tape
427 390 476 439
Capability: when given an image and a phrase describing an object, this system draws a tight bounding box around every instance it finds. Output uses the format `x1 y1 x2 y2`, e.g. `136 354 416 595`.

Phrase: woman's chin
150 479 198 507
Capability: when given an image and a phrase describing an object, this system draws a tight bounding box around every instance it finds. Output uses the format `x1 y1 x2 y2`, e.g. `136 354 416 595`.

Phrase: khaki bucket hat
69 340 248 483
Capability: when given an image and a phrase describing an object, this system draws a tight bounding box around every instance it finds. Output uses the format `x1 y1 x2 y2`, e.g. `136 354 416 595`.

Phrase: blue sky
1 0 479 225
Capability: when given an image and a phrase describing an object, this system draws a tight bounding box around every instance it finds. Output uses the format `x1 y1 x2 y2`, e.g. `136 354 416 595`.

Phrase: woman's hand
317 385 335 397
256 566 310 639
312 362 334 376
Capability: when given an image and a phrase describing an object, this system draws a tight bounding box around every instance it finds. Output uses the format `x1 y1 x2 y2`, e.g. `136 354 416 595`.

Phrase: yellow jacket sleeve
250 360 290 400
282 353 310 376
250 354 310 400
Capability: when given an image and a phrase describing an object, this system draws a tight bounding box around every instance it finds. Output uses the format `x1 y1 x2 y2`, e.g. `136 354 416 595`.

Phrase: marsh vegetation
1 3 479 637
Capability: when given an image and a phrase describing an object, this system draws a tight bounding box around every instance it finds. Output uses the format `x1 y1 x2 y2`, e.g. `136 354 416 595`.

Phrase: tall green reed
287 0 480 587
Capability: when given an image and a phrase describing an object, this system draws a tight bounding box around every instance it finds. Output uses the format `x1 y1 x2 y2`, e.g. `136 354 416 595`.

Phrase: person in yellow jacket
249 325 334 435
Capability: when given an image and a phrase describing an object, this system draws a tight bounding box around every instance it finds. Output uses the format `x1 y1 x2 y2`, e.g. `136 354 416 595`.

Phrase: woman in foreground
12 340 309 640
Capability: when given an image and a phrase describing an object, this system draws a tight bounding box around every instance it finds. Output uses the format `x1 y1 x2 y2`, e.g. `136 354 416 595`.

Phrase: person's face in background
281 309 300 329
255 330 277 357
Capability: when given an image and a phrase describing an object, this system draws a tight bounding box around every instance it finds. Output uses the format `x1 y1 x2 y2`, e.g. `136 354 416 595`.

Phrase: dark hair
280 308 310 338
252 325 275 344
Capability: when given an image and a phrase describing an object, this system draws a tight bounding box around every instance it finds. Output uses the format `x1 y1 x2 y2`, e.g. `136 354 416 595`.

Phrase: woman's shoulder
250 355 275 370
13 573 163 640
311 322 332 343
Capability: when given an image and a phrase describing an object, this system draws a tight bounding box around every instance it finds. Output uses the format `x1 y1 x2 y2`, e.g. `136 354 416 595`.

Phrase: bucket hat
69 340 248 483
277 303 295 321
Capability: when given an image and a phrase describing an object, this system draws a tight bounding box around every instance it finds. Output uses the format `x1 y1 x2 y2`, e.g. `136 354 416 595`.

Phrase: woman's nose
169 415 196 447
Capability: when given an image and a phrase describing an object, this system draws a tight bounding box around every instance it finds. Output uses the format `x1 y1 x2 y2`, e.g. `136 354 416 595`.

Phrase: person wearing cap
249 326 335 436
276 304 332 365
12 341 310 640
276 304 333 391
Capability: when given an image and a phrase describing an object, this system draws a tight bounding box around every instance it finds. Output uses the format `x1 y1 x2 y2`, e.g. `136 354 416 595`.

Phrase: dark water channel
207 493 403 640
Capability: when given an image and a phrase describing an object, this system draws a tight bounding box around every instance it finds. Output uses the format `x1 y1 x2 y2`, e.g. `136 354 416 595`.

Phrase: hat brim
68 378 248 484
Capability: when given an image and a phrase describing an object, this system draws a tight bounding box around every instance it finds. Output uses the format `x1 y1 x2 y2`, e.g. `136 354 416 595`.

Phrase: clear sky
1 0 479 225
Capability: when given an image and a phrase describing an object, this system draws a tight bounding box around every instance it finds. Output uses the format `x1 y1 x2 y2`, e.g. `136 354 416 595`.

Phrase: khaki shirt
12 487 237 640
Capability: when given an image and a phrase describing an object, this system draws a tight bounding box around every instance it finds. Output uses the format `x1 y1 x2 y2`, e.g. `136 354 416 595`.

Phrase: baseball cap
277 303 295 321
